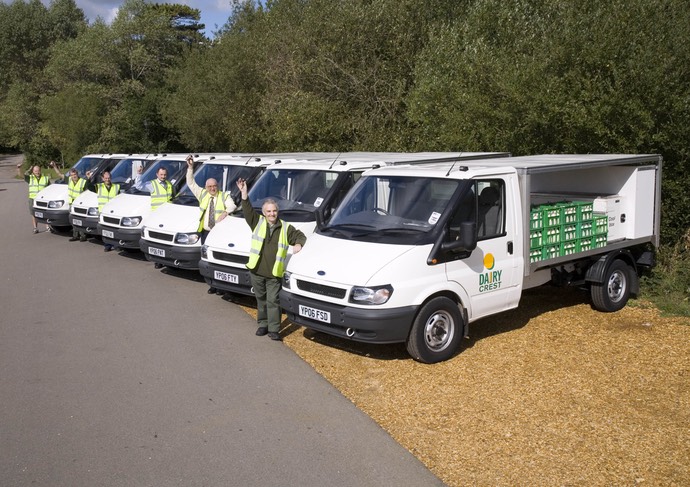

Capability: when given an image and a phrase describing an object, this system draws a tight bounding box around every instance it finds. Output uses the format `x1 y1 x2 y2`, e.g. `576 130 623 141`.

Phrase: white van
279 154 662 363
69 154 161 237
32 154 128 232
97 154 194 250
139 153 360 269
199 152 508 295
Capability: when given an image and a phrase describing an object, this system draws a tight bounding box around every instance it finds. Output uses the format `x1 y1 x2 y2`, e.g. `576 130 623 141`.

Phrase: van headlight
175 233 200 245
349 285 393 305
121 216 142 227
48 200 64 209
283 271 292 289
87 207 98 216
201 244 209 258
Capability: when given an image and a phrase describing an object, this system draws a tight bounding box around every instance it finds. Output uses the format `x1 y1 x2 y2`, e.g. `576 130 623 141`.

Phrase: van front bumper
33 208 70 227
279 290 417 344
98 224 141 249
69 214 99 233
139 239 201 269
198 260 253 295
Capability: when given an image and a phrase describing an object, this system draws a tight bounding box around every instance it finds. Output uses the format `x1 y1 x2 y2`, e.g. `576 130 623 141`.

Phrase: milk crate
561 223 578 241
593 214 608 235
560 240 578 256
542 244 560 260
559 202 578 224
579 236 594 252
574 201 594 221
530 229 543 249
542 205 563 227
530 208 544 230
530 247 542 263
593 234 607 248
579 220 593 238
544 225 561 244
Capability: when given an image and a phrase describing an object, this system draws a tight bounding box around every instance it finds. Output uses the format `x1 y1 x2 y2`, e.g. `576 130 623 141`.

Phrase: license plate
102 229 114 238
148 247 165 257
73 219 83 227
214 270 238 284
299 304 331 323
35 211 43 218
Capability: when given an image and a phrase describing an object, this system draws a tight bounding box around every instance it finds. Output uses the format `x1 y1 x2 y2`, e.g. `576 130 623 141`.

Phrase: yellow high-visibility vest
29 174 49 199
67 178 87 204
246 217 290 277
97 183 120 212
197 190 228 231
150 179 173 210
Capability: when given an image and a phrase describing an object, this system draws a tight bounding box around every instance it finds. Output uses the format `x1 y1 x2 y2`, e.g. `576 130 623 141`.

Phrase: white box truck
199 152 509 296
31 154 128 232
279 154 662 363
69 154 161 236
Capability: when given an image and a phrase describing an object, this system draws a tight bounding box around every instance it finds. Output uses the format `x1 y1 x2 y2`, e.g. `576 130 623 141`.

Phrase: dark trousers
250 273 282 333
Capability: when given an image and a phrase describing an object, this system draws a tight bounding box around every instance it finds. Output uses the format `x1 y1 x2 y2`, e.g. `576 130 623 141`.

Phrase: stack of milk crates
529 200 608 263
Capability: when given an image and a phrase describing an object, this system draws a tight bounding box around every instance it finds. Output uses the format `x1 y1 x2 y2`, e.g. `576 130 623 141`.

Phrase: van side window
448 180 505 241
476 180 504 239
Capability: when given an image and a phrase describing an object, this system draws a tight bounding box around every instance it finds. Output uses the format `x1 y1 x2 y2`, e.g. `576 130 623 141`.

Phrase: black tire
591 259 632 312
406 296 464 364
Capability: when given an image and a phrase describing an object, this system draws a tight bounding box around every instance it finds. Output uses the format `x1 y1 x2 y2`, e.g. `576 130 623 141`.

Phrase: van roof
361 153 661 179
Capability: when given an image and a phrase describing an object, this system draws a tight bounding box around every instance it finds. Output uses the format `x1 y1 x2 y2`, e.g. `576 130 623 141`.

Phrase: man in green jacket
237 177 306 341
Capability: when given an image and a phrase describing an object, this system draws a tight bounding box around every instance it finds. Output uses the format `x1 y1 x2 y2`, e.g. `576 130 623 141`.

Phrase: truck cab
279 154 662 363
199 152 508 296
32 154 127 232
69 154 160 237
97 154 192 250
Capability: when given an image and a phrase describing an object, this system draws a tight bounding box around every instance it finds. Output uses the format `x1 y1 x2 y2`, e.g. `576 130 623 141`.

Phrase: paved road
0 155 445 487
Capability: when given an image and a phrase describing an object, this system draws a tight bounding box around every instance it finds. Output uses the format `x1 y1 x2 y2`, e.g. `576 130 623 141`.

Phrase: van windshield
109 158 149 184
175 164 261 206
247 168 340 222
322 175 461 244
71 157 105 179
127 159 185 195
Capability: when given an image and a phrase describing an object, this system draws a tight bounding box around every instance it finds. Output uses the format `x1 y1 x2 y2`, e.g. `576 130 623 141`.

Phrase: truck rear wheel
591 259 632 312
406 297 463 364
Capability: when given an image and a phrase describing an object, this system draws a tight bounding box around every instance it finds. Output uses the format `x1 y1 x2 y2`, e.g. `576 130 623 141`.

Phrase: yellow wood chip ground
240 287 689 487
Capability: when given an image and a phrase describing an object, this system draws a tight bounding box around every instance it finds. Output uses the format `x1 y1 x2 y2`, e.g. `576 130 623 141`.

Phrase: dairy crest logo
479 253 502 292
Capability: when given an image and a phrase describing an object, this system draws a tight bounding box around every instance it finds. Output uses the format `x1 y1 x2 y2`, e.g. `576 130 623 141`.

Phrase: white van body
32 154 128 231
69 154 161 236
97 154 196 249
279 154 662 363
199 152 509 295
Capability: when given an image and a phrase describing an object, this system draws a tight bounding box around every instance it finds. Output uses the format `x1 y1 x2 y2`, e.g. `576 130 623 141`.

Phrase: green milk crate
530 247 542 263
561 223 578 241
530 229 543 249
579 236 593 252
544 225 561 244
579 220 593 238
530 207 544 230
593 234 607 248
560 202 578 224
542 205 563 227
574 201 594 221
542 244 560 260
560 240 578 256
593 214 608 235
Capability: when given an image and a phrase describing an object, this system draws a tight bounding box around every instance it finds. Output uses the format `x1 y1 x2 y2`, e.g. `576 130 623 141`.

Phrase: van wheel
406 297 463 364
591 259 631 312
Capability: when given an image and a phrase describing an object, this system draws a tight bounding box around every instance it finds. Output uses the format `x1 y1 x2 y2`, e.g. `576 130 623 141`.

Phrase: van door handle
507 241 513 254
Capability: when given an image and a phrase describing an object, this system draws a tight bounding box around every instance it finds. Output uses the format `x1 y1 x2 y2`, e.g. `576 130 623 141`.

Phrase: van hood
144 203 201 233
101 193 150 219
34 184 68 202
205 216 315 254
287 232 414 285
72 190 97 209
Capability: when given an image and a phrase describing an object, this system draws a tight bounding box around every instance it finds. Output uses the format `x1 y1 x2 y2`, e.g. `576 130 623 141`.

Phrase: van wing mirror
442 222 477 253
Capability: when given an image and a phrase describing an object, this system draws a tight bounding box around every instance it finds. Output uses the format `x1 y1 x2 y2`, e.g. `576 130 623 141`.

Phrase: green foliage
640 231 690 317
